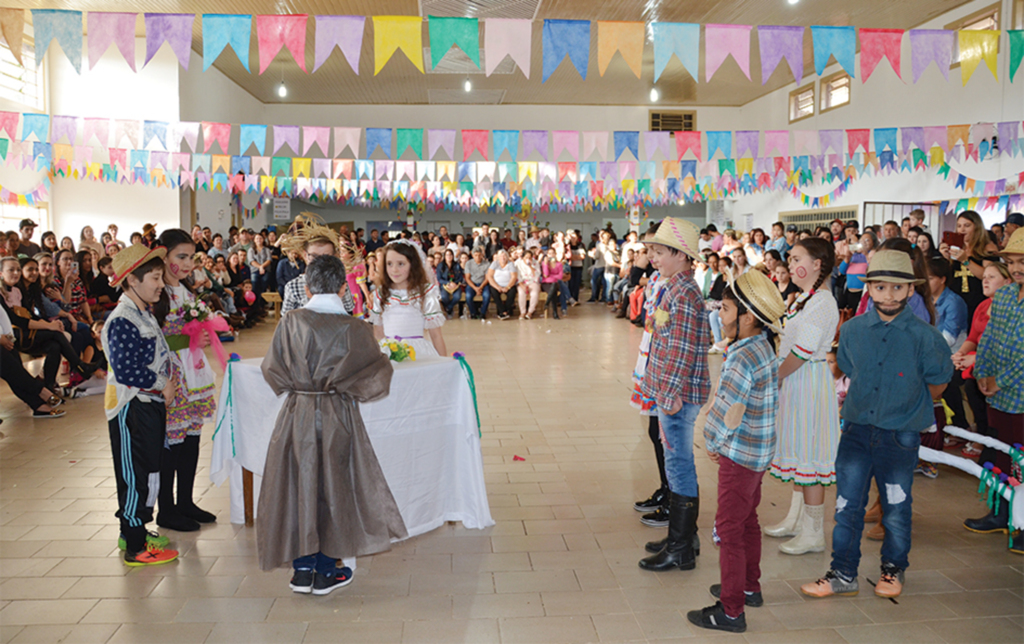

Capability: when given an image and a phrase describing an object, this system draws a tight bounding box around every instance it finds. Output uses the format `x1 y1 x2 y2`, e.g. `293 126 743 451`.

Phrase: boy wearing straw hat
637 218 711 573
972 228 1024 554
687 271 786 633
802 250 952 599
103 244 180 566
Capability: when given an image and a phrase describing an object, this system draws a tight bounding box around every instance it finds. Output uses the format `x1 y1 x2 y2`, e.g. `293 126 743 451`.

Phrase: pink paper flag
333 159 353 179
847 129 870 153
314 15 364 73
83 117 109 146
256 14 307 74
462 130 489 161
705 24 752 81
88 12 137 71
251 157 270 175
764 131 789 157
552 130 579 160
333 127 361 157
793 130 819 156
171 152 190 172
113 120 139 148
674 131 701 160
173 122 200 151
860 29 903 82
582 131 608 160
0 111 18 139
74 146 92 165
302 126 330 156
619 160 636 180
484 19 531 78
923 126 948 151
201 122 231 153
108 148 127 169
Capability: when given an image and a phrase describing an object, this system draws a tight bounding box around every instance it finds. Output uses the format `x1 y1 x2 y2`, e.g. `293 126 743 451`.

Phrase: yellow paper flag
293 157 311 177
597 21 644 78
959 30 998 85
374 16 424 74
929 148 945 166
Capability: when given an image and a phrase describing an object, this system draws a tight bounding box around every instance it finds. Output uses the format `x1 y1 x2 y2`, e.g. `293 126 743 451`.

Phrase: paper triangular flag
203 14 252 72
597 21 644 78
88 12 137 71
0 9 25 66
313 15 364 73
428 16 480 69
373 16 424 74
144 13 193 69
256 14 308 74
32 9 83 73
959 30 999 85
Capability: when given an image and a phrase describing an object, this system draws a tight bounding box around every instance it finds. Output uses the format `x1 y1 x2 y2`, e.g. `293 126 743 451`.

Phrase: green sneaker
118 530 170 551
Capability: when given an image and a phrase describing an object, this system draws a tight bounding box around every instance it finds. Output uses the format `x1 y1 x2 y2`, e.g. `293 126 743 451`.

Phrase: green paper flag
428 16 480 69
1009 30 1024 83
0 138 7 160
271 157 291 176
397 128 424 159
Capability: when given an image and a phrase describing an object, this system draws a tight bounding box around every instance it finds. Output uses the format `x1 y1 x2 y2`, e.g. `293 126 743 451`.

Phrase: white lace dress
369 284 445 358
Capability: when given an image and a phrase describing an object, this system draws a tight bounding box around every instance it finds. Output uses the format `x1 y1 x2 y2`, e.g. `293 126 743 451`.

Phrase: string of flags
2 9 1021 85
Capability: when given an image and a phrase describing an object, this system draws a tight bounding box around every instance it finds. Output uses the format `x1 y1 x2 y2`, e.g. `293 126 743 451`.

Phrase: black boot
638 493 698 571
645 494 700 556
156 444 200 532
964 503 1008 534
1010 529 1023 555
176 435 217 524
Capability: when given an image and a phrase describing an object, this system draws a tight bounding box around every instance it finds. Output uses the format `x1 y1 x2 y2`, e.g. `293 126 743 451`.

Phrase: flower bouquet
180 299 230 370
379 338 416 363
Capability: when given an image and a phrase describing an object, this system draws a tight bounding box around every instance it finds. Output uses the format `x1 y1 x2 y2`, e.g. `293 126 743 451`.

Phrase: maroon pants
988 406 1024 477
715 457 765 617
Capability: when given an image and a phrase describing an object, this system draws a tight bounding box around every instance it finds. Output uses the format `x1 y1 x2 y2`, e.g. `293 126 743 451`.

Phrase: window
819 72 850 113
0 36 43 111
1014 0 1023 29
0 203 49 236
788 83 814 123
649 110 696 133
947 3 1000 67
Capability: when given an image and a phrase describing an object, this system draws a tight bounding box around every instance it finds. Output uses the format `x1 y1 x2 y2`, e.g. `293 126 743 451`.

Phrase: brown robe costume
257 308 407 571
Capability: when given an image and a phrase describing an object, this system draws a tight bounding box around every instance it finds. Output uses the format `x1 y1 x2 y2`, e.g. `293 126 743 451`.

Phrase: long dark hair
791 237 835 314
16 257 43 314
877 237 936 325
74 250 94 291
152 229 196 328
378 241 429 307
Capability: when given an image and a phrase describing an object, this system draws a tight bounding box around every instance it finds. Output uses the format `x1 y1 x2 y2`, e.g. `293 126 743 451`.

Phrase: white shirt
304 294 348 315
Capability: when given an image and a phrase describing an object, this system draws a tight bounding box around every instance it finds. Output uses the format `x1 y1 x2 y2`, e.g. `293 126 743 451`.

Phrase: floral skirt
629 381 658 416
166 357 217 444
769 360 840 486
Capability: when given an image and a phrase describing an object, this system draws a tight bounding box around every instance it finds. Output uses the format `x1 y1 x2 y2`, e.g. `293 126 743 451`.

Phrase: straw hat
110 243 165 287
864 249 924 284
998 228 1024 256
727 270 787 333
641 217 701 262
142 223 157 237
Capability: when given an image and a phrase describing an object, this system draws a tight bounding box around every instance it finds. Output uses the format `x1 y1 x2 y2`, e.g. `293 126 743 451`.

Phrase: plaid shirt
281 274 355 315
975 284 1024 414
640 270 711 409
703 334 778 472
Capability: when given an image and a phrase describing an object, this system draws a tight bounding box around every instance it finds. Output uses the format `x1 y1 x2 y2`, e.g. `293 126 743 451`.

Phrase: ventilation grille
428 89 506 104
649 110 696 133
424 48 517 74
779 204 859 231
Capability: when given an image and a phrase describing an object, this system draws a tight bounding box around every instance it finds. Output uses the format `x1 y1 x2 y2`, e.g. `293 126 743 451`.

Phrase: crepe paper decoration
705 131 732 159
674 131 701 160
462 130 489 161
239 124 267 155
297 126 327 157
456 161 475 183
847 129 870 154
580 131 608 161
643 131 672 161
900 126 924 152
373 16 424 75
394 160 414 180
271 157 291 176
959 30 999 85
618 161 637 180
0 9 25 66
201 122 231 154
256 14 308 74
492 130 519 161
174 122 201 152
271 125 299 155
395 128 424 159
735 131 759 158
652 22 699 82
757 25 803 85
333 127 361 157
859 28 903 82
203 14 252 72
596 21 644 78
556 161 578 183
427 129 456 159
516 162 536 182
998 122 1020 157
550 130 579 161
760 130 787 158
520 130 548 161
705 24 752 81
613 131 639 160
948 124 970 151
32 10 83 73
483 19 531 78
145 14 194 69
313 16 364 73
810 26 856 78
436 160 455 180
874 128 898 153
249 156 269 175
291 157 312 177
428 16 480 70
366 128 392 158
49 115 78 144
231 155 251 175
542 19 590 82
909 30 954 83
792 130 819 156
17 113 44 142
538 162 558 183
143 121 168 149
923 125 948 151
88 12 137 71
211 154 231 174
1008 31 1024 82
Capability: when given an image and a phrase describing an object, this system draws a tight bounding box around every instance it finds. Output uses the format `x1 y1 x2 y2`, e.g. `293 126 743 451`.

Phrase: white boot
763 491 804 537
779 503 826 555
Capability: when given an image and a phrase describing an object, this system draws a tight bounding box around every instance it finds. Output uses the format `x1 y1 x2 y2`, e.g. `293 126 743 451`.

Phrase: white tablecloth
210 356 493 538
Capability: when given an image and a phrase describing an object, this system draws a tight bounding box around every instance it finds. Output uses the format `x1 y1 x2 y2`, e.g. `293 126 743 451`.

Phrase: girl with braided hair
763 238 840 556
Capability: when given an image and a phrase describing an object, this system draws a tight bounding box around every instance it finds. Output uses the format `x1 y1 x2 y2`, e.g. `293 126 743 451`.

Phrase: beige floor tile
0 599 98 625
206 621 308 644
408 572 494 595
31 539 119 558
304 620 401 643
591 612 645 641
106 622 212 644
939 565 1023 591
7 624 118 644
148 575 243 598
0 559 62 578
60 575 161 599
925 616 1023 644
849 593 957 623
174 597 273 622
493 570 581 594
43 557 129 578
80 598 186 623
264 596 362 623
540 589 631 616
743 628 847 644
499 615 597 644
401 618 499 644
451 592 544 619
451 552 532 573
361 594 452 621
766 599 874 629
0 625 22 644
491 534 567 553
834 622 945 643
933 589 1024 617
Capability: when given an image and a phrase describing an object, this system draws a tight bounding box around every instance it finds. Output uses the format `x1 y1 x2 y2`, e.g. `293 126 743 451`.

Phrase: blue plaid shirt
975 284 1024 414
703 333 778 472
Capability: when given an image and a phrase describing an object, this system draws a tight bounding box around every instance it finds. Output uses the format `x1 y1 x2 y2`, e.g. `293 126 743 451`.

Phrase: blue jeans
659 403 701 497
603 272 617 301
830 423 919 577
294 552 339 575
467 286 490 318
440 286 463 315
709 310 723 344
590 267 605 301
251 270 270 295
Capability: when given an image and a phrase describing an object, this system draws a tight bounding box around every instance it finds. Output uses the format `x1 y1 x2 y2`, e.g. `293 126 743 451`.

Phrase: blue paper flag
810 26 856 77
21 114 49 142
493 130 519 160
34 143 52 172
366 128 392 158
457 161 476 182
231 155 251 175
32 10 83 73
652 23 699 82
143 121 168 149
706 131 733 159
203 14 252 72
579 161 597 180
239 124 267 155
542 19 590 82
874 127 898 153
130 149 150 168
355 159 375 179
613 131 639 160
680 160 697 178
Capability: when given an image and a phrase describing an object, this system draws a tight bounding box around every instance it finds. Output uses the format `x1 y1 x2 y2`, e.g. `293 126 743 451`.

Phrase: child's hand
198 330 212 349
978 376 1000 397
666 397 682 415
162 375 179 402
705 447 719 464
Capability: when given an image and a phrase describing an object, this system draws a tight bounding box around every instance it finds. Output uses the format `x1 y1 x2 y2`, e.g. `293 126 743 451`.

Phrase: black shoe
290 569 314 594
645 534 700 556
156 511 200 532
964 507 1009 534
640 506 670 527
639 493 698 572
312 567 354 595
710 584 763 607
686 602 746 633
634 488 668 512
1010 530 1023 555
178 504 217 524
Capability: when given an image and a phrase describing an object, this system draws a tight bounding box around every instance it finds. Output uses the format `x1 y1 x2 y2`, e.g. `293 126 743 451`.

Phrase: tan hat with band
641 217 702 262
727 270 787 333
110 243 165 287
864 249 925 284
998 228 1024 256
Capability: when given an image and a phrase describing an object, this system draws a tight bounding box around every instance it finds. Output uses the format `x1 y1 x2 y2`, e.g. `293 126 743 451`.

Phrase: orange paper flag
597 21 644 77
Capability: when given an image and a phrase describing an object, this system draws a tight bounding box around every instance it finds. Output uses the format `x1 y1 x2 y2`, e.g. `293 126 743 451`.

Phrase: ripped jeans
830 423 919 577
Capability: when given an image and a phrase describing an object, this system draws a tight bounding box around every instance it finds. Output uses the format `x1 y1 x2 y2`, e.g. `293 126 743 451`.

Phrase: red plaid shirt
640 270 711 409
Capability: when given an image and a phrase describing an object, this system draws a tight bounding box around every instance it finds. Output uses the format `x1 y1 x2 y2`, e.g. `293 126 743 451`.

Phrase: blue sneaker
312 567 353 595
289 569 314 594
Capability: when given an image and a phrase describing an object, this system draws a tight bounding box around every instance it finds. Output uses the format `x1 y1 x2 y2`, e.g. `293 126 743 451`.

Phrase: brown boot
864 498 882 523
865 506 885 541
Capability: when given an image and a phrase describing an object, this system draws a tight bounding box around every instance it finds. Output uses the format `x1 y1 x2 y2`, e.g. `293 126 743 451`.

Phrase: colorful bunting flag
429 16 480 69
50 115 78 144
706 131 732 159
334 127 361 157
652 23 699 81
366 128 392 158
1010 31 1024 82
675 131 701 160
705 24 752 81
764 131 789 157
542 19 590 82
273 125 300 155
613 131 639 160
32 9 83 73
203 14 252 72
373 16 424 74
428 129 456 159
484 19 531 78
522 130 549 161
142 120 167 149
302 126 330 156
552 131 579 160
757 25 803 84
910 30 954 82
597 21 644 78
959 30 999 85
462 130 489 161
493 130 519 160
313 15 364 73
859 28 903 81
0 9 25 66
256 14 308 74
83 117 109 146
87 12 137 71
396 128 424 159
582 131 608 160
811 25 856 77
144 13 193 69
201 121 231 153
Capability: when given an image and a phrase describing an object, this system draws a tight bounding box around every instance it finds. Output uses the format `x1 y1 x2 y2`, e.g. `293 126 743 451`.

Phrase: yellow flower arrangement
380 339 417 362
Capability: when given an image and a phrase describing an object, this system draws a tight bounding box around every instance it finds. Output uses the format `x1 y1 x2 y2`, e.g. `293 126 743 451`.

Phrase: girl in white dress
370 240 447 358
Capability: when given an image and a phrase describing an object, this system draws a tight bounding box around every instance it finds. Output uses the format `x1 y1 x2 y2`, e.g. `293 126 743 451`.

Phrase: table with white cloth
209 356 493 540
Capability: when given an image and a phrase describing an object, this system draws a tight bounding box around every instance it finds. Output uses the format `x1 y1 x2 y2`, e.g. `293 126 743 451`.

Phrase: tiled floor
1 304 1021 643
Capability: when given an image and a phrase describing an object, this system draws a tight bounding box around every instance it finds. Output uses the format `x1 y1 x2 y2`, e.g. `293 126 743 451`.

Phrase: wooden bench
261 292 282 318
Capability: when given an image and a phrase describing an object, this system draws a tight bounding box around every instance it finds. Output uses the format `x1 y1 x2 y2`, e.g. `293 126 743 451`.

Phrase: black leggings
1 347 46 411
22 329 88 390
648 415 668 490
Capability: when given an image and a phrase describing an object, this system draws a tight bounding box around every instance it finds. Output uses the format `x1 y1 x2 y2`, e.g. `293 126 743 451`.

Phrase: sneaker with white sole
289 569 314 594
800 569 859 598
312 567 354 595
875 563 904 598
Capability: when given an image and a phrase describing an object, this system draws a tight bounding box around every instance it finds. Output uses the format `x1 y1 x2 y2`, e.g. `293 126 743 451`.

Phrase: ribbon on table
211 358 237 457
452 352 481 437
182 317 230 371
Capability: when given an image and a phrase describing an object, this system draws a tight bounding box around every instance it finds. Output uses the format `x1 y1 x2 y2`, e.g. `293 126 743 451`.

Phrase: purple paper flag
705 24 752 81
144 13 193 69
88 12 136 70
901 126 925 152
819 130 842 154
735 131 759 158
522 130 549 161
83 118 109 146
910 30 954 83
427 129 456 159
302 126 330 156
758 25 803 84
552 130 579 160
50 115 79 144
333 127 361 157
313 15 364 73
174 122 200 151
923 126 948 151
643 131 672 160
764 130 789 157
273 125 300 155
998 122 1020 157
